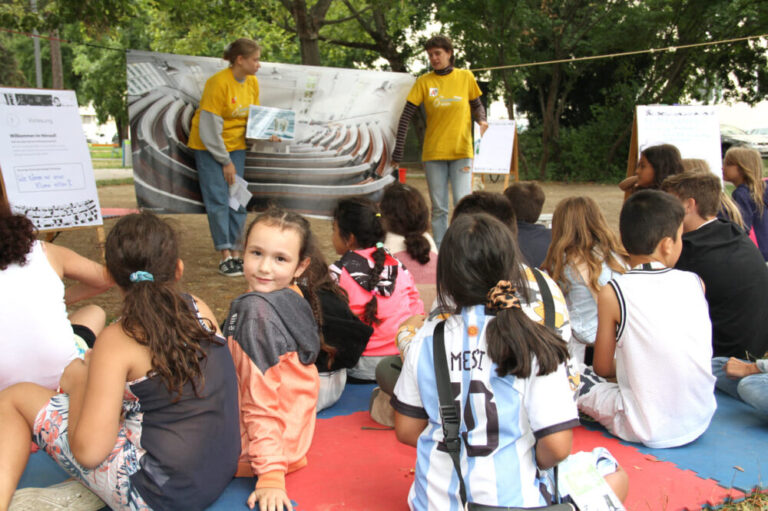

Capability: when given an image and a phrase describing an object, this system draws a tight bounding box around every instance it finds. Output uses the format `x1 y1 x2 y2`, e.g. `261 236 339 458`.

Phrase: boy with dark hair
578 190 716 448
661 172 768 391
451 191 518 238
503 182 551 267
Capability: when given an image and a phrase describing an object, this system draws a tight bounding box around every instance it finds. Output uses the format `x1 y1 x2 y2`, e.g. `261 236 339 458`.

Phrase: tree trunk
50 29 63 89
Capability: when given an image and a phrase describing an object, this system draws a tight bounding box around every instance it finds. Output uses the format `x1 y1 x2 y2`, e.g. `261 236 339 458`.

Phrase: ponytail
106 212 215 400
362 244 387 325
403 231 431 264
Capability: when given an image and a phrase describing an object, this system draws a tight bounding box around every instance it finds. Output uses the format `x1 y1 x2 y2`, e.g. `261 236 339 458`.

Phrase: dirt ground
56 175 625 324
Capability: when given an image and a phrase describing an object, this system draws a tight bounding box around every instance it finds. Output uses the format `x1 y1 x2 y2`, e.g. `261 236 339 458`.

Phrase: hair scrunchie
129 271 154 283
486 280 521 311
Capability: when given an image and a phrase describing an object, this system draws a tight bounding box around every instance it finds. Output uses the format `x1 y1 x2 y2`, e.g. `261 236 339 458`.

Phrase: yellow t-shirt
187 68 260 152
406 69 481 162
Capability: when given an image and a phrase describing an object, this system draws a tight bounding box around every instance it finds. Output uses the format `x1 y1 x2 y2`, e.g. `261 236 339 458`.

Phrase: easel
474 126 520 188
624 113 639 200
0 168 106 260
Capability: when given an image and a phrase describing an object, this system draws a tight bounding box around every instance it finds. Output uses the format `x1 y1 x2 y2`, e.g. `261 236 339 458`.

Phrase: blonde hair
724 147 765 216
681 159 745 229
543 197 627 295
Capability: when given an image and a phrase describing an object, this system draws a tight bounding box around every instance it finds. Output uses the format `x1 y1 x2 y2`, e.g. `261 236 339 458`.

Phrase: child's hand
59 358 88 394
618 175 639 191
400 314 426 330
248 487 292 511
725 357 760 379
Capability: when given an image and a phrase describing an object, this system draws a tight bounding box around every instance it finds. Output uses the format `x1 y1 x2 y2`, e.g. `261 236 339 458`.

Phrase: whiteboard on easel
472 120 517 174
635 105 722 177
0 88 102 231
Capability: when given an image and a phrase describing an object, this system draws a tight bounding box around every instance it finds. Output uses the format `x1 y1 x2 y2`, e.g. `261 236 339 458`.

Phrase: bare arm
535 429 573 470
61 324 132 468
593 284 620 378
394 411 427 447
43 242 113 305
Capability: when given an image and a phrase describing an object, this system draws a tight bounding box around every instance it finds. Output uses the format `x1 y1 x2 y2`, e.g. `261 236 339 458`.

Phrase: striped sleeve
391 101 418 162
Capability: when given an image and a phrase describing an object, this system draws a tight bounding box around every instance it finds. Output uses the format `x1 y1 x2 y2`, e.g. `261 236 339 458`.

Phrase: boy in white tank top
577 190 716 448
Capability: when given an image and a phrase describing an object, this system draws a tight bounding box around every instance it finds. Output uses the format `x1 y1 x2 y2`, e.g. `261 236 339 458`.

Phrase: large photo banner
126 50 415 216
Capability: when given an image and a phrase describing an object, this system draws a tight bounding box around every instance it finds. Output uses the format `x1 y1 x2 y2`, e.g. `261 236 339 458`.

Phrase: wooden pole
624 111 639 201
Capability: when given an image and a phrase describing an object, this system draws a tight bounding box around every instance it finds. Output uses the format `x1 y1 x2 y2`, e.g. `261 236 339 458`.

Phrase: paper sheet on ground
558 451 625 511
472 120 516 174
246 105 295 140
229 175 251 210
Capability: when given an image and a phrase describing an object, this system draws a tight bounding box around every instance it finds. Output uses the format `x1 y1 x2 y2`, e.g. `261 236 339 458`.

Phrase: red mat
287 412 742 511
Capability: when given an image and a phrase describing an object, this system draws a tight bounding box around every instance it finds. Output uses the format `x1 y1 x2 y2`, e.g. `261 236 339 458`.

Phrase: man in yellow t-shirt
392 35 488 247
187 39 261 277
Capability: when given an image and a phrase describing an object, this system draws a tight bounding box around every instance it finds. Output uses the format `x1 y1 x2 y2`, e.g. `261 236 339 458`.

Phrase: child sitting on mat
331 197 423 381
0 204 113 391
224 206 334 511
392 213 628 509
0 212 240 510
299 244 372 411
578 190 716 448
543 196 628 363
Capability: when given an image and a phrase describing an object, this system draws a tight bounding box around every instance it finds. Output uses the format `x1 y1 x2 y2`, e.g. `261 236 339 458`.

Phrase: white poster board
472 120 517 174
635 105 721 178
0 88 102 230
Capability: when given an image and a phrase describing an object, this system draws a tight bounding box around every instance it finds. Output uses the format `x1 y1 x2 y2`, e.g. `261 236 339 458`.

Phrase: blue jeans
712 357 768 415
194 149 246 251
424 158 473 247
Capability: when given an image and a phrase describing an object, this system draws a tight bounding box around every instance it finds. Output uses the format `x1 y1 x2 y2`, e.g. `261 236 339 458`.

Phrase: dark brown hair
105 212 215 400
0 208 37 270
223 38 260 65
246 206 336 363
619 190 684 255
437 213 569 378
451 191 518 239
333 197 386 325
503 182 546 223
641 144 684 189
380 183 431 264
425 35 455 65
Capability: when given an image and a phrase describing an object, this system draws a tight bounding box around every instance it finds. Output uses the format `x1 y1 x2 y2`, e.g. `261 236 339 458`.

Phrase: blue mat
583 390 768 493
18 383 377 510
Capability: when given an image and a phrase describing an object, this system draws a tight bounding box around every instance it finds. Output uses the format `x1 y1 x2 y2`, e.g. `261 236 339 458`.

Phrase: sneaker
369 386 395 428
10 480 105 511
234 257 244 273
218 257 243 277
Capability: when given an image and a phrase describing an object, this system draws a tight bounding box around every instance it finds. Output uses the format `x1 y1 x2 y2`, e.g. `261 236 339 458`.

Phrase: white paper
636 105 722 179
472 120 516 174
246 105 295 140
557 452 625 511
0 88 102 230
229 174 251 210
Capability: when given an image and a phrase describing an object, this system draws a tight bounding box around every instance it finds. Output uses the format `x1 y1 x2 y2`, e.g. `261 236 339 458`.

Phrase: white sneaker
10 480 105 511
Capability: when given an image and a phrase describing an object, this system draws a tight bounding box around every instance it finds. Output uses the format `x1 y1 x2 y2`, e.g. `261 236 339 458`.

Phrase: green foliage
0 36 28 86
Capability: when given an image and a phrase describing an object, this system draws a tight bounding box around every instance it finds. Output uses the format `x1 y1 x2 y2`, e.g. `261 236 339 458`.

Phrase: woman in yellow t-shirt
187 38 262 276
392 35 488 247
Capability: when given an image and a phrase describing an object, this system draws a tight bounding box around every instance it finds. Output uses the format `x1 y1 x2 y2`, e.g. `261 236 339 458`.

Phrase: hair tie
375 213 381 217
486 280 521 311
129 271 154 283
375 242 384 249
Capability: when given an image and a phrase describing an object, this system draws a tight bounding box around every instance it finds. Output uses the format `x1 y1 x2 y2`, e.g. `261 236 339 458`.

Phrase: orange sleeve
230 339 319 490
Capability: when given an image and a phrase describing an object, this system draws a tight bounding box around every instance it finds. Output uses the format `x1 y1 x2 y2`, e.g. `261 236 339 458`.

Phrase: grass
89 145 130 169
96 178 134 187
707 487 768 510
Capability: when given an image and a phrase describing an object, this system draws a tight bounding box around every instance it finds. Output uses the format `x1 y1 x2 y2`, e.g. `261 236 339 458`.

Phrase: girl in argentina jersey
392 213 628 510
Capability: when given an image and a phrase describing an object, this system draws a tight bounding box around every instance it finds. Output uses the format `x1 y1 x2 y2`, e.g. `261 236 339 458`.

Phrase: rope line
469 33 768 72
2 26 766 71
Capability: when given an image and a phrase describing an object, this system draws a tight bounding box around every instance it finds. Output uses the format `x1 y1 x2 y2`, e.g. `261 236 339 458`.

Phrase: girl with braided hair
392 213 628 510
331 197 424 381
224 205 333 511
0 212 240 510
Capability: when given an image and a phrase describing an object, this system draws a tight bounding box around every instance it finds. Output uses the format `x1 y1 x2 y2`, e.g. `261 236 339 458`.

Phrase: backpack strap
432 320 468 505
532 268 555 330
